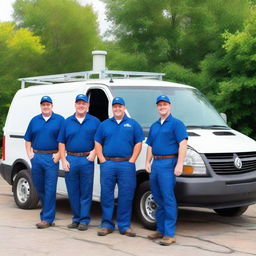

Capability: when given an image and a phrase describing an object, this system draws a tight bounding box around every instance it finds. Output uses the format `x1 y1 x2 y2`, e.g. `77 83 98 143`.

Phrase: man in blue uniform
145 95 188 246
24 96 64 229
58 94 100 231
95 97 144 237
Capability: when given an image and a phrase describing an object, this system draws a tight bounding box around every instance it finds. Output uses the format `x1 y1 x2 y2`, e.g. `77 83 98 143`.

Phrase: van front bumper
175 174 256 209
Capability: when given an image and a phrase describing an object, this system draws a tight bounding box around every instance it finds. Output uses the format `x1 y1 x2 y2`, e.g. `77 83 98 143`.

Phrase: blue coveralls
24 112 64 224
146 114 188 237
94 115 144 232
58 113 100 224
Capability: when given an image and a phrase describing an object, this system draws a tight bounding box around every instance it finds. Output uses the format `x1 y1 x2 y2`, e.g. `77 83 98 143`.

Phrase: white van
1 51 256 229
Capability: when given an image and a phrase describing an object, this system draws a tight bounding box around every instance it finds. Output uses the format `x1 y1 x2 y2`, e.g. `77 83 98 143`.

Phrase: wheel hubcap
140 191 156 223
17 178 30 203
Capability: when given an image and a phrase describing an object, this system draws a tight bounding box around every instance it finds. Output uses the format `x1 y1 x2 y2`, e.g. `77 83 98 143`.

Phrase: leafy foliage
103 0 250 70
0 22 45 139
214 11 256 137
14 0 101 73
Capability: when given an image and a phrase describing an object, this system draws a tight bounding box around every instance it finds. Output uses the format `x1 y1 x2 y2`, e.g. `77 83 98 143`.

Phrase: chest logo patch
124 123 132 128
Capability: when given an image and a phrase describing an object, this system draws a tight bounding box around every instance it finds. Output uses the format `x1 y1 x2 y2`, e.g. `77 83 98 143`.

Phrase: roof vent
188 132 200 137
92 50 107 72
213 131 235 136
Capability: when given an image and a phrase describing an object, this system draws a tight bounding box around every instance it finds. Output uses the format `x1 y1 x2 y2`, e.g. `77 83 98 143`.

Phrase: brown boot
36 221 54 229
120 229 136 237
77 223 88 231
147 231 164 240
67 222 79 229
97 228 113 236
159 236 176 246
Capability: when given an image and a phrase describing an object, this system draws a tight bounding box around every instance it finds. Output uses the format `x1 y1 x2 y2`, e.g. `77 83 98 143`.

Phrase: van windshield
110 86 228 129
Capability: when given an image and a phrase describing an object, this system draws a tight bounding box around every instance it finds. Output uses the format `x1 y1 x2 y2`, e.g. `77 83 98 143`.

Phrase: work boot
78 223 88 231
147 231 164 240
97 228 113 236
159 236 176 246
67 222 79 229
36 221 54 229
120 229 136 237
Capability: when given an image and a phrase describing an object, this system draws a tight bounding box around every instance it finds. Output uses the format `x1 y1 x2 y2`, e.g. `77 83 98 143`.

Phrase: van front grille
205 152 256 175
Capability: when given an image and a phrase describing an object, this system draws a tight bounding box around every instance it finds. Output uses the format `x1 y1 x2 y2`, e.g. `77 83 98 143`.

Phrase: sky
0 0 110 35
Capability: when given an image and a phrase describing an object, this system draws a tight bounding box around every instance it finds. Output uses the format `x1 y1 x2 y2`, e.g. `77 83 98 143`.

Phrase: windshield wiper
202 125 229 130
186 125 205 129
187 125 229 130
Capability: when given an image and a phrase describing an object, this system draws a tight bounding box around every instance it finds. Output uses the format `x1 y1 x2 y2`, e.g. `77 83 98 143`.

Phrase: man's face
75 100 89 115
40 102 53 116
112 104 126 119
157 101 171 116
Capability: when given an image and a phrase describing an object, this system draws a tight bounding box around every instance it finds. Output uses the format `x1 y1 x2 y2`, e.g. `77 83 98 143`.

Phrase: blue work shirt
24 112 65 151
146 114 188 155
94 115 145 158
58 113 100 152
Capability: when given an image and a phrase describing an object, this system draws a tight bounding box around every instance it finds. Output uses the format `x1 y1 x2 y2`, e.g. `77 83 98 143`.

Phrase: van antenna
109 75 114 83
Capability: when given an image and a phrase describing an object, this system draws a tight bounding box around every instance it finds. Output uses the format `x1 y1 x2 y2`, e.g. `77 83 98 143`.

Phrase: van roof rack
18 70 165 88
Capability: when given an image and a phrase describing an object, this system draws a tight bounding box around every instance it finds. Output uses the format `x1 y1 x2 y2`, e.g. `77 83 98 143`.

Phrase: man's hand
87 152 96 162
145 162 151 173
61 158 70 172
129 157 136 163
174 163 183 176
52 152 60 163
28 152 34 160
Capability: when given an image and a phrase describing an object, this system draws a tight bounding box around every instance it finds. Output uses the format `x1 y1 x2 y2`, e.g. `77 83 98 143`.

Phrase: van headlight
182 148 207 175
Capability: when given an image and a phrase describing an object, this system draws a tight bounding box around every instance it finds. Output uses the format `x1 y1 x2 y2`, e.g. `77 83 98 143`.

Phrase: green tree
103 0 250 71
0 22 45 140
157 62 203 88
214 11 256 138
14 0 101 74
105 42 148 71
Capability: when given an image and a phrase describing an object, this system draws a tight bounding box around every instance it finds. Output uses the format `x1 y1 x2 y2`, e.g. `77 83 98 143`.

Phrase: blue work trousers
31 153 59 224
150 158 177 237
100 161 136 232
65 155 94 224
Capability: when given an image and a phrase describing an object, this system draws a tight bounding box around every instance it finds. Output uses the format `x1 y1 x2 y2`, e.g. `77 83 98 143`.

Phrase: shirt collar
157 113 172 124
71 113 90 123
40 112 55 120
110 114 128 124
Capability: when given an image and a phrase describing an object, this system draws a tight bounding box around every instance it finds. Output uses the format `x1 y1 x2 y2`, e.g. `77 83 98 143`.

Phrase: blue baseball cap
40 96 52 104
112 97 125 106
156 95 171 104
75 94 88 103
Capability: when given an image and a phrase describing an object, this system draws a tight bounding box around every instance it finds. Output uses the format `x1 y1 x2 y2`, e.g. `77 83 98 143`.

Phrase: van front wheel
214 206 249 217
134 181 156 230
13 169 39 209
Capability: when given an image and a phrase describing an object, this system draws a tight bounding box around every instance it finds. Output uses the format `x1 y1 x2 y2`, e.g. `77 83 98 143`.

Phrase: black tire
13 169 39 209
214 206 249 217
134 180 156 230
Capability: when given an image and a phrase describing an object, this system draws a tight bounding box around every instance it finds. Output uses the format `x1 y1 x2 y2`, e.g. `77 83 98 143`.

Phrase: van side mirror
220 113 227 123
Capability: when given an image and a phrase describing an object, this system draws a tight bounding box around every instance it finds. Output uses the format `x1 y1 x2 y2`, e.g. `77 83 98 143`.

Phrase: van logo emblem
124 123 132 127
234 156 242 169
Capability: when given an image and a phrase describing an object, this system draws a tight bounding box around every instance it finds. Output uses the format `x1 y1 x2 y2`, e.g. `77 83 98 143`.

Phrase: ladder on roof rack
18 70 165 88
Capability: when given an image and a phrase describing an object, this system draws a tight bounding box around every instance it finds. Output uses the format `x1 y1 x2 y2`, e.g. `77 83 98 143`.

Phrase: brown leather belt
33 149 58 154
153 154 178 160
67 152 90 156
105 157 130 161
